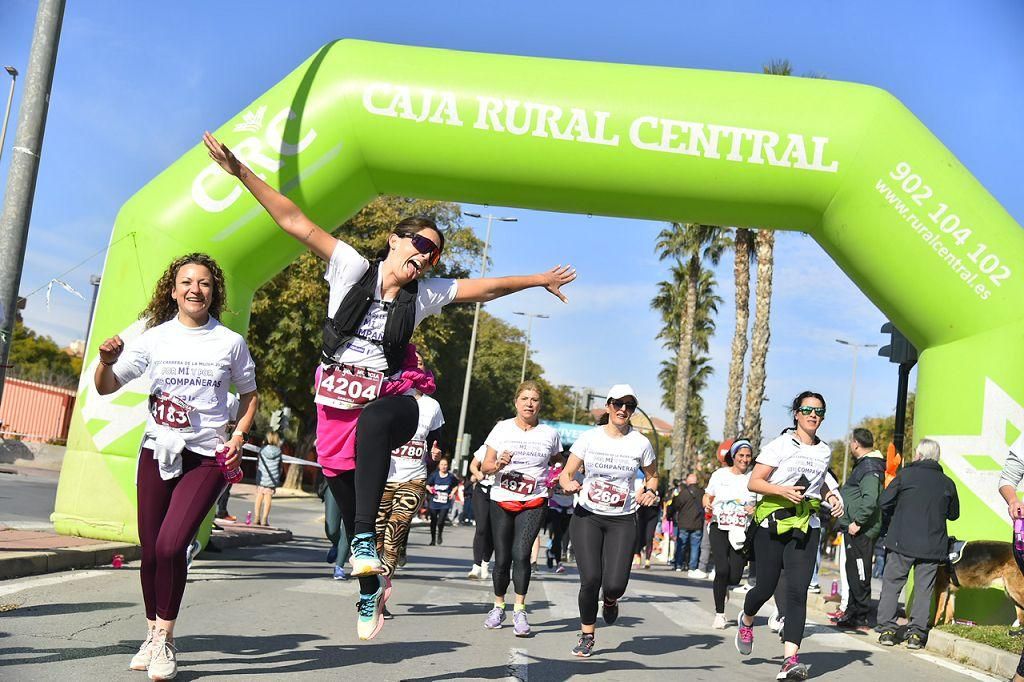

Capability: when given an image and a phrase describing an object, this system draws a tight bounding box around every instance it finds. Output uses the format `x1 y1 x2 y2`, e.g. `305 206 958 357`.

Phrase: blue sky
2 1 1022 442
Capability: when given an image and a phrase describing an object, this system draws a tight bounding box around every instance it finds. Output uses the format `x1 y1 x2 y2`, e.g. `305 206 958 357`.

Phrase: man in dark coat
876 438 959 649
834 428 885 628
670 472 706 574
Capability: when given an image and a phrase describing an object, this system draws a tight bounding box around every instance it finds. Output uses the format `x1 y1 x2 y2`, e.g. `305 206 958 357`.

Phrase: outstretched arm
455 265 576 304
203 132 337 262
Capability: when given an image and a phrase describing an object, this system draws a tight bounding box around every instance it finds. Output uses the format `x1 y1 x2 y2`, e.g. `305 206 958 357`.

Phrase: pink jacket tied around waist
316 344 436 476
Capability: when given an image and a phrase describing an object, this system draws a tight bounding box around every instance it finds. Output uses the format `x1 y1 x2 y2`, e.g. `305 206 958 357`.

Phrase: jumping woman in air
203 132 575 640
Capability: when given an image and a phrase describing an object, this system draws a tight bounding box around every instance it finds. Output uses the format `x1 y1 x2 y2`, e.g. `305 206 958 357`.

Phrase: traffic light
879 322 917 366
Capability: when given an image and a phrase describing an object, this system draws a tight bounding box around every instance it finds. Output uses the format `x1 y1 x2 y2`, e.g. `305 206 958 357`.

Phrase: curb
925 627 1018 679
211 528 293 550
805 589 1017 679
0 542 141 581
0 528 292 581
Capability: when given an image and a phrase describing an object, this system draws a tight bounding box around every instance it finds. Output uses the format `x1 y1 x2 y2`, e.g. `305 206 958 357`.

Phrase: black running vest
321 260 418 375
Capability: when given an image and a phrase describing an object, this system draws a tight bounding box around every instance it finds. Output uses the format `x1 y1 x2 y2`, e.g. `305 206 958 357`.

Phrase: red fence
0 378 77 443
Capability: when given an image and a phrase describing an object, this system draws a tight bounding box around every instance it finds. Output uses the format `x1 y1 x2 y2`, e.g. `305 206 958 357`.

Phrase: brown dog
933 540 1024 626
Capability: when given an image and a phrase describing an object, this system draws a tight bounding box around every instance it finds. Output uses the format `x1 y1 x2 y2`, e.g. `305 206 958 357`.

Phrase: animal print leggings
375 478 427 577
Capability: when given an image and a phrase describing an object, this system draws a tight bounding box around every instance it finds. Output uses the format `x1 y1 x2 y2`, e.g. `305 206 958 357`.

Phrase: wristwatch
232 430 248 441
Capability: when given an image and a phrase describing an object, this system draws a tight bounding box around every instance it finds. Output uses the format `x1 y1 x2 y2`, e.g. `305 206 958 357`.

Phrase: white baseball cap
606 384 638 402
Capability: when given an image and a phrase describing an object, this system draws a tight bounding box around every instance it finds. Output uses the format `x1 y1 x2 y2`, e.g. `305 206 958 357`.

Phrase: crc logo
192 106 317 213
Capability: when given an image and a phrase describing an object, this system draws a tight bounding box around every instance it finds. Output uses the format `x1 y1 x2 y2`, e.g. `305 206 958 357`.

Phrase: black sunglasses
609 399 638 412
401 233 442 267
797 406 826 417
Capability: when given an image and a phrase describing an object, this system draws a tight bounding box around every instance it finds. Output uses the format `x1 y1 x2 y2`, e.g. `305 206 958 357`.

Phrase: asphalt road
0 484 1004 681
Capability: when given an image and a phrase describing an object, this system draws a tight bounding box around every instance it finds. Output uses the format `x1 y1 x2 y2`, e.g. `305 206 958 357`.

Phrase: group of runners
91 129 844 681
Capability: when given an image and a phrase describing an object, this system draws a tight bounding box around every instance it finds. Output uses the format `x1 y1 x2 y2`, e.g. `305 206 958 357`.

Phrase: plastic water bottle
830 579 839 596
245 511 253 525
1014 517 1024 553
215 444 243 484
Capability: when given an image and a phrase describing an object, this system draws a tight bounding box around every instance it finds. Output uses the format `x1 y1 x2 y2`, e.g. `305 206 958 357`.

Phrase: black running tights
743 525 820 646
633 504 659 558
353 395 418 535
489 502 545 598
472 484 494 564
570 506 637 626
708 522 747 614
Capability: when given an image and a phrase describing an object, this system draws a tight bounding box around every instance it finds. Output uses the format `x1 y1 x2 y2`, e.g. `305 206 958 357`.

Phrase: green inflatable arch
55 41 1024 568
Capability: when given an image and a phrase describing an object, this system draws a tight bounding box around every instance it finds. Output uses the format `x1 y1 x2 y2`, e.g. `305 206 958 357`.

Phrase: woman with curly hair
94 252 258 680
203 132 575 641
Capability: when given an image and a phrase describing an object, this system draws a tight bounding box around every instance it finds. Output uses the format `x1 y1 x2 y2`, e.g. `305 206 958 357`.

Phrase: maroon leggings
137 447 225 620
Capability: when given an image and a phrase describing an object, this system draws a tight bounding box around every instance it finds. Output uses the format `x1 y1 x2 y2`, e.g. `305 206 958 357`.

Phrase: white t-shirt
112 316 257 456
548 464 574 509
571 426 656 516
472 444 495 487
388 394 444 483
706 467 756 530
485 419 561 503
324 241 458 374
756 429 833 529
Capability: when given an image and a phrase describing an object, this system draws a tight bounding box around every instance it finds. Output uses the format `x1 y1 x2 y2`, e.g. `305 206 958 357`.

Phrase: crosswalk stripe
505 647 529 681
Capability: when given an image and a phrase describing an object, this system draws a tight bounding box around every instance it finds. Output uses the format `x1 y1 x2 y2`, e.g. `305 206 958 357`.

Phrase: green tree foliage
652 260 721 476
7 319 80 387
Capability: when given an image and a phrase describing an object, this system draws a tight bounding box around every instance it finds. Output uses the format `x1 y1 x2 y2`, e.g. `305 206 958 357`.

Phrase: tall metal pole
836 338 877 482
0 66 19 164
85 274 101 348
0 0 67 406
520 315 532 383
453 212 517 468
514 311 549 383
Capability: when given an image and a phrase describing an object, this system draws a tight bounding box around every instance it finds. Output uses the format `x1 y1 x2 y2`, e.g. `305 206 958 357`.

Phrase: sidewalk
806 560 1020 679
0 519 292 581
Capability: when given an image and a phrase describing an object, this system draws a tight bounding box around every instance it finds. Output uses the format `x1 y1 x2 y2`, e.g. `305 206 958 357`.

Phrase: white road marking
912 652 1005 681
539 576 578 621
0 569 107 598
506 647 528 681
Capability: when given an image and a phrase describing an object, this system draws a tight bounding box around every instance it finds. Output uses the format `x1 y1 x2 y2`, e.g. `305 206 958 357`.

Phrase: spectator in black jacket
876 438 959 649
669 473 706 575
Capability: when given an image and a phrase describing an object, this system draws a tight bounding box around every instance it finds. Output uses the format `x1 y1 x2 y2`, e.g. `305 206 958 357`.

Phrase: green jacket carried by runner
754 495 821 539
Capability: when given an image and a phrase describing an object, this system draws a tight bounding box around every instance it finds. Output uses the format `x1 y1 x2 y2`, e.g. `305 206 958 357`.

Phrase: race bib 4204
315 364 383 410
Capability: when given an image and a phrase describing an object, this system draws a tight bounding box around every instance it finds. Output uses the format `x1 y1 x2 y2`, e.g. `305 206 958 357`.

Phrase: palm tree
652 225 726 480
723 227 753 440
741 228 774 450
740 59 792 450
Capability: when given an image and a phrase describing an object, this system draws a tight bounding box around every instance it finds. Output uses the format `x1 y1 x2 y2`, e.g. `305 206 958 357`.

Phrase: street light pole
453 212 517 468
0 0 67 407
835 338 878 482
85 274 101 348
514 311 549 383
0 66 18 164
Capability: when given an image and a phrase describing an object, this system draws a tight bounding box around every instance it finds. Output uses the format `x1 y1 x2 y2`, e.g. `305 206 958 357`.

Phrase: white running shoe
129 629 156 671
480 563 490 582
712 613 728 630
185 539 201 571
689 569 708 579
768 609 785 634
467 563 481 580
147 631 177 680
732 582 754 594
